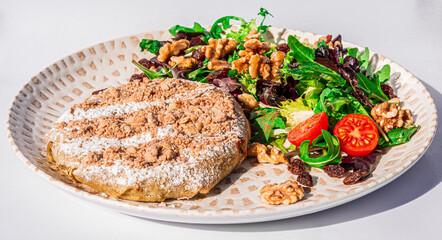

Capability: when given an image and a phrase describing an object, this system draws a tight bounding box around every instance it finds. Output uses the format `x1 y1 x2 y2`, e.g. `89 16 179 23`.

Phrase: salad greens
315 87 369 127
133 8 419 172
249 108 285 143
139 39 162 54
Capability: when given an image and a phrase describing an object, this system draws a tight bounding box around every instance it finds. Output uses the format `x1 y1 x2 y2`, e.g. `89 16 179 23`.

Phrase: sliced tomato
333 114 379 156
288 112 329 146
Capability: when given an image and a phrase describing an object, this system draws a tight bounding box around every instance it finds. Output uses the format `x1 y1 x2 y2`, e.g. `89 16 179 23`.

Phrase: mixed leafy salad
132 8 419 183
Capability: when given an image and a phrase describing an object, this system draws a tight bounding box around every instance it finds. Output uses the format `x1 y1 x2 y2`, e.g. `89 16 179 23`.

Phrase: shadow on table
142 79 441 231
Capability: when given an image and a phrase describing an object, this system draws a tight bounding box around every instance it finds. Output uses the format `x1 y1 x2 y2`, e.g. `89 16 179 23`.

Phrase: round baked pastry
47 78 250 202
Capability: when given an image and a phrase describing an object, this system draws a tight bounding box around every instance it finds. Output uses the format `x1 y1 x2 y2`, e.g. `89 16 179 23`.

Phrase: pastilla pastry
47 78 250 201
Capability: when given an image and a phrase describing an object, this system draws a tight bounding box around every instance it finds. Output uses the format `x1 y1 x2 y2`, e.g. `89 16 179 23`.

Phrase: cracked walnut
260 180 304 205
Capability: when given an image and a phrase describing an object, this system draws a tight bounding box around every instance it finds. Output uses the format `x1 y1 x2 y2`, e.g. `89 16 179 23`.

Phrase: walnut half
247 142 288 165
371 98 414 132
260 180 304 205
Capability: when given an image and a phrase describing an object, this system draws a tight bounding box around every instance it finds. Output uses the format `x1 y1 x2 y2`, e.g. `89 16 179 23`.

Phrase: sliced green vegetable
378 126 420 147
299 130 341 168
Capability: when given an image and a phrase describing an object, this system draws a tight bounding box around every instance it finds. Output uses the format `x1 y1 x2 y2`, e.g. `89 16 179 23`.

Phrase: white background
1 0 441 239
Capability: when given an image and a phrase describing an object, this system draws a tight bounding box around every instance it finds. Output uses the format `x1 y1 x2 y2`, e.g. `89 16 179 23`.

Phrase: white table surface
1 0 441 239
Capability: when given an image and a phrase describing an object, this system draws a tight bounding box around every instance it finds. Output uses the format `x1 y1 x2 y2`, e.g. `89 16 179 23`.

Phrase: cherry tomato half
333 114 379 156
288 112 329 146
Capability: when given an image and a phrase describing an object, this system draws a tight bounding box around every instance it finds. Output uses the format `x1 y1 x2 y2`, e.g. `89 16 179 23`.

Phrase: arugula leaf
378 126 420 147
132 60 172 79
249 108 285 143
285 62 346 88
139 39 162 54
299 130 341 168
374 64 391 84
168 22 209 37
269 134 289 153
315 87 370 127
285 35 315 63
186 59 212 82
357 72 389 103
283 35 346 88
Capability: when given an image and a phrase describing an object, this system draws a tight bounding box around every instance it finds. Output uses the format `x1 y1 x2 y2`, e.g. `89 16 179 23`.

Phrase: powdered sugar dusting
54 125 177 156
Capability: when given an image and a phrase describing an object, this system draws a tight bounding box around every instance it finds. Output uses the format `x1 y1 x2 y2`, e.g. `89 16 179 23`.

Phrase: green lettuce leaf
315 87 370 127
378 126 420 147
357 72 389 104
249 108 285 143
139 39 162 54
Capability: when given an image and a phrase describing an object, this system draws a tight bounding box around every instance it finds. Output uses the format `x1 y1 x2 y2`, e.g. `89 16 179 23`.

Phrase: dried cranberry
276 43 290 53
138 58 155 69
129 73 146 82
322 165 346 178
191 48 206 61
91 88 107 95
343 170 368 185
381 84 397 99
288 159 306 175
297 172 313 187
189 36 208 47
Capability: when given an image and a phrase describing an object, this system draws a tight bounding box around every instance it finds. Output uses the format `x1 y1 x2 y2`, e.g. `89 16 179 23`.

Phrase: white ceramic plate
6 27 438 224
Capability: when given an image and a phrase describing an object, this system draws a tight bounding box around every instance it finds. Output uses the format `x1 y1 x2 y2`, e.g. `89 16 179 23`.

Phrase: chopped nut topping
207 60 230 70
168 56 198 69
270 51 286 81
158 39 190 62
260 180 304 205
237 93 259 110
244 29 260 42
231 39 284 81
247 142 288 165
201 38 237 60
371 98 414 132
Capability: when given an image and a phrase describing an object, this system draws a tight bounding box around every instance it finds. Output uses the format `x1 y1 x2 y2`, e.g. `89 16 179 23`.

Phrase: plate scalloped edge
6 27 438 224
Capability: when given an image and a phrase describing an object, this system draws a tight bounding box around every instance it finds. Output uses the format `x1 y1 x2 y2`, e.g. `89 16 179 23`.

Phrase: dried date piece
322 165 346 178
129 73 146 82
380 84 397 99
297 172 313 187
339 163 355 172
288 159 306 175
343 170 368 185
276 43 290 53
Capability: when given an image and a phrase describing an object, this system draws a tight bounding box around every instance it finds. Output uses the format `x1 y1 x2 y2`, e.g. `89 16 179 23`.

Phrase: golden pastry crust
47 78 250 202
